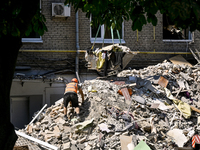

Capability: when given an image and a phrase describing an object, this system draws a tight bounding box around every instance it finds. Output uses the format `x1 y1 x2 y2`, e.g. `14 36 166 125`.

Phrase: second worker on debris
63 78 84 121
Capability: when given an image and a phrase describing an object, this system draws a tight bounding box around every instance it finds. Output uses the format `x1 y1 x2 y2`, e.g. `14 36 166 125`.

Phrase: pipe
153 26 155 41
137 51 193 54
75 11 80 76
19 50 86 53
15 131 59 150
19 49 195 55
25 104 47 130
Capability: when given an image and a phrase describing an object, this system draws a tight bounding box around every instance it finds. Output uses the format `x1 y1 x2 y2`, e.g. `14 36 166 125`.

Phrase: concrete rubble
18 58 200 150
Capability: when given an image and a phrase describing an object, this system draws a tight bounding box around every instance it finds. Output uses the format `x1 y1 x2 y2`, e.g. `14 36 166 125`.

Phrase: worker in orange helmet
63 78 84 121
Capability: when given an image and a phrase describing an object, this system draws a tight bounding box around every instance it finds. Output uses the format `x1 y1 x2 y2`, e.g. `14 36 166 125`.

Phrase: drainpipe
75 11 80 76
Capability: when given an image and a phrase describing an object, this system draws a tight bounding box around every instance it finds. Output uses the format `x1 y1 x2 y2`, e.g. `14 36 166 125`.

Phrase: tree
0 1 47 149
65 0 200 32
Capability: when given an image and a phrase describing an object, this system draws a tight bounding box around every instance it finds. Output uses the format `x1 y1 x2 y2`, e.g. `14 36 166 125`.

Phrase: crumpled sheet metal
73 118 94 131
164 88 191 119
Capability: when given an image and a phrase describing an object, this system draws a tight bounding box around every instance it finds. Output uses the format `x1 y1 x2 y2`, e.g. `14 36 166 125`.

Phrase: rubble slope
19 60 200 150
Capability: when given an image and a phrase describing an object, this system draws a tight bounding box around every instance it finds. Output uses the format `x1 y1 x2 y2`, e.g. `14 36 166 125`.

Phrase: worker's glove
78 83 82 87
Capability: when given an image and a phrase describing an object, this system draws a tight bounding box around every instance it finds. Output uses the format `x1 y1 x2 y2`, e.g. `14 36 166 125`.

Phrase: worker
63 78 84 121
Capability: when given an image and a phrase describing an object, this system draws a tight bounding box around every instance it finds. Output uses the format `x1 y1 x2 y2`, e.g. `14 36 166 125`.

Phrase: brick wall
21 0 76 50
18 0 199 72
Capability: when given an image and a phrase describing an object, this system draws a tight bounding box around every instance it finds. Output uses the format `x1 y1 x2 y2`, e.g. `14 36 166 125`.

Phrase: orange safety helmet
71 78 78 83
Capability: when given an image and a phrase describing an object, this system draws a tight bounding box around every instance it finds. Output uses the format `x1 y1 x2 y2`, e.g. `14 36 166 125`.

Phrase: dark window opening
163 14 190 40
104 26 122 39
91 15 123 40
23 0 40 39
91 25 122 39
91 26 101 38
23 31 40 38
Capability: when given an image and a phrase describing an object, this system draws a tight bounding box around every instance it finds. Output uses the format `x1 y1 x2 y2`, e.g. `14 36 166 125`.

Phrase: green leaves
147 13 157 26
66 0 200 32
0 1 47 38
25 24 32 37
23 8 47 37
131 14 147 31
191 1 200 21
11 24 20 37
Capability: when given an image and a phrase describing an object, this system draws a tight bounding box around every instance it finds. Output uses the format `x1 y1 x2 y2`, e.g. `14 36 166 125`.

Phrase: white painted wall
10 73 98 128
11 74 97 103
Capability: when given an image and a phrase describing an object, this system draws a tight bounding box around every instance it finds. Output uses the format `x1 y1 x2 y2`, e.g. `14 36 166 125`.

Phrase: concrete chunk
167 129 187 147
63 142 71 150
59 118 66 124
133 96 146 105
85 145 92 150
78 136 87 144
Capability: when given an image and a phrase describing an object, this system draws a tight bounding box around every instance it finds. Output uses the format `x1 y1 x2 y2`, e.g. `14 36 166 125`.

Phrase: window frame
162 15 193 43
22 0 43 43
90 17 125 44
163 31 194 43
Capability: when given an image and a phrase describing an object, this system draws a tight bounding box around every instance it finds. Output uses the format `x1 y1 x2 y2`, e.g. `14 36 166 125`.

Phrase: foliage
25 9 47 37
0 0 47 38
65 0 200 31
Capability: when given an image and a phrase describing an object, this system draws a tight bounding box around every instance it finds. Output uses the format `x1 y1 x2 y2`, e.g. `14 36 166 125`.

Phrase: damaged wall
17 0 200 71
15 59 200 150
10 74 98 128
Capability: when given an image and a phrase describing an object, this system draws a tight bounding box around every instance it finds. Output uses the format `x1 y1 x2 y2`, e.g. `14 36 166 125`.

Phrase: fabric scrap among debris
167 129 188 147
98 123 110 133
156 100 173 110
96 51 105 69
134 140 151 150
165 88 191 119
73 118 94 131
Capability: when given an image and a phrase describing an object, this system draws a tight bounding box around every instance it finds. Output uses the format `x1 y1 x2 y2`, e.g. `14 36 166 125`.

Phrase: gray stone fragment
88 135 98 141
133 95 146 105
63 142 71 150
71 139 77 145
71 144 78 150
85 145 92 150
78 136 87 144
50 138 58 145
62 135 70 143
77 143 85 149
41 119 48 125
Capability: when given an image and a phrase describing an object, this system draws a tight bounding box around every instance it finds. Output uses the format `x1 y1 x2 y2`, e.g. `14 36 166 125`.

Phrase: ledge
22 39 43 43
163 40 193 43
90 39 125 44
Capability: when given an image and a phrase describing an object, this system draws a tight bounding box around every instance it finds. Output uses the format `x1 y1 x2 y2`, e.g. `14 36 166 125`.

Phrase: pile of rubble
18 56 200 150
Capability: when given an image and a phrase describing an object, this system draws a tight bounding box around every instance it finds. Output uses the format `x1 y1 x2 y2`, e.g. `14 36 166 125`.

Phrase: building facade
18 0 199 72
11 0 199 128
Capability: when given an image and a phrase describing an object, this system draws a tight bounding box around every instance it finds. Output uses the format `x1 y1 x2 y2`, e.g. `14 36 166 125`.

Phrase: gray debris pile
18 58 200 150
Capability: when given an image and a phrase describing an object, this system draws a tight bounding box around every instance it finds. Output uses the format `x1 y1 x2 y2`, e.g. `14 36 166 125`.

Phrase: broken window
22 0 43 43
90 17 125 43
163 14 192 41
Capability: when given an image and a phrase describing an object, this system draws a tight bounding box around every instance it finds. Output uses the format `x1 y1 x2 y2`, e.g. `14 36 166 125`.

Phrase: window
22 0 43 43
163 14 193 42
90 18 125 44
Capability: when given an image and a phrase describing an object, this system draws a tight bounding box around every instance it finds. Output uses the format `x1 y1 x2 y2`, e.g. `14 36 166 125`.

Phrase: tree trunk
0 36 22 150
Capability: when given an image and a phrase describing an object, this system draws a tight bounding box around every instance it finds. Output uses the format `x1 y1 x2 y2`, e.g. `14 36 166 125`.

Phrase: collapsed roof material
17 57 200 149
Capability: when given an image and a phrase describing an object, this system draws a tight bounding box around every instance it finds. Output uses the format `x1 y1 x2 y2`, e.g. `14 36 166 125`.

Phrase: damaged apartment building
11 0 200 129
